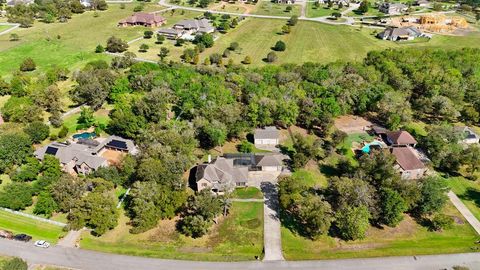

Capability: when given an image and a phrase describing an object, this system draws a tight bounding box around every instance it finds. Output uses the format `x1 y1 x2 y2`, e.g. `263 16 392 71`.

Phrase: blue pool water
361 141 382 153
73 132 96 140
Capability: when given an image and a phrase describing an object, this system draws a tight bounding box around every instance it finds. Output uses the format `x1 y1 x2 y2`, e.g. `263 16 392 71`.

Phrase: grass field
291 165 328 188
0 25 14 33
306 2 337 18
282 202 480 260
0 210 66 243
232 187 263 199
447 177 480 221
0 3 161 76
252 1 301 16
81 202 264 261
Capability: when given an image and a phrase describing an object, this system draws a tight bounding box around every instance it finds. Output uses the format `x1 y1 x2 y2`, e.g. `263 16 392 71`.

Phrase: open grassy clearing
50 106 112 136
232 187 263 199
447 177 480 222
81 202 264 261
291 164 328 188
0 210 66 243
252 1 301 16
306 2 338 17
282 201 479 260
0 3 161 76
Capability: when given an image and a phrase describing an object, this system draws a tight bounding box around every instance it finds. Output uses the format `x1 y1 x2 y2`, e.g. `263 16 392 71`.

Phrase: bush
24 121 50 143
58 125 69 138
228 42 239 51
222 49 230 58
0 182 33 210
179 215 211 238
106 36 128 53
289 15 298 26
209 53 222 64
139 44 149 52
19 58 36 72
144 30 154 39
133 4 144 12
242 56 252 65
266 51 277 63
431 213 454 231
273 40 286 51
3 257 28 270
95 44 105 53
237 140 253 153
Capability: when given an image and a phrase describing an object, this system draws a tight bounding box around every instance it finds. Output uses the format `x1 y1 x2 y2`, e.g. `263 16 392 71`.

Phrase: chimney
208 155 212 163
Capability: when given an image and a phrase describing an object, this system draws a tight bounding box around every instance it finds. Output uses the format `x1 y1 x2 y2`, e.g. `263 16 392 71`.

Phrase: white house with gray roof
377 26 424 41
34 135 137 175
254 126 279 146
157 18 214 40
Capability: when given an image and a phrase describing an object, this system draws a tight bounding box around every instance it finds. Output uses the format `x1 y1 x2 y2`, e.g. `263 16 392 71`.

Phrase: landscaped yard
282 202 479 260
0 210 66 243
0 3 161 76
291 165 328 188
232 187 263 199
306 2 340 18
81 202 264 261
252 1 301 17
447 177 480 221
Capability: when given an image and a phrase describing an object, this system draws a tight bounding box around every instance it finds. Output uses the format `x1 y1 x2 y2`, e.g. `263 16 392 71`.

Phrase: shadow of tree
458 187 480 209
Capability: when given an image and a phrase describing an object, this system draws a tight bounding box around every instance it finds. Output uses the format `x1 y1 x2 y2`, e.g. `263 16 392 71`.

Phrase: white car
34 240 50 248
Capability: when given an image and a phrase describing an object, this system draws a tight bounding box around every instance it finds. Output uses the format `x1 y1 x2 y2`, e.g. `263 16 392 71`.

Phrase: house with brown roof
391 147 427 180
118 13 166 28
386 131 418 147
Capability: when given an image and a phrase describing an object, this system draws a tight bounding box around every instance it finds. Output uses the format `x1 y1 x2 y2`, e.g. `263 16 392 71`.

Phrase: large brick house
118 13 166 27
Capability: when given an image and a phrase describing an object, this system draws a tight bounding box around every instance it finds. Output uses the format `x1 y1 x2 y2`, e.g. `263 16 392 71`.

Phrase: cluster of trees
6 0 107 27
280 149 449 240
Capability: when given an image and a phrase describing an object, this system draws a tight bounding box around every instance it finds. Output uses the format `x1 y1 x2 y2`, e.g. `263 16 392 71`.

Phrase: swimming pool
361 141 382 153
73 132 96 140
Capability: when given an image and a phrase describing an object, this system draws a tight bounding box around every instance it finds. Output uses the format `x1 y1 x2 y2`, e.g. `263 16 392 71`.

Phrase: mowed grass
447 177 480 221
81 202 264 261
232 187 264 199
291 165 328 188
201 18 480 66
0 210 66 243
0 3 161 76
252 1 301 17
282 202 480 260
0 25 14 33
306 2 337 18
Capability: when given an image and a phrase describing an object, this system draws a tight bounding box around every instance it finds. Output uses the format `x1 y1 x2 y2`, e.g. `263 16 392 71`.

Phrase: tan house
118 13 166 27
254 126 280 146
391 147 427 180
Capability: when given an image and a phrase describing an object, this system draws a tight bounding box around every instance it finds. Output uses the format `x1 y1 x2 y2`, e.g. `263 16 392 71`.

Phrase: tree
179 215 211 238
266 51 277 63
0 182 33 210
19 57 36 71
358 0 369 14
296 194 333 239
0 132 32 173
289 15 298 26
462 145 480 179
379 188 407 227
156 34 165 44
143 30 154 39
10 33 19 41
95 44 105 53
376 92 412 130
223 49 230 58
158 47 169 62
2 96 42 123
273 40 286 51
331 12 342 19
34 192 58 217
237 140 253 153
51 174 86 212
178 190 223 237
139 43 149 52
77 107 96 128
58 125 69 138
335 205 371 240
415 176 448 216
24 121 50 143
286 5 292 12
209 53 222 64
282 24 291 34
194 33 214 48
431 213 454 231
327 176 377 215
242 55 252 65
106 36 128 53
3 257 28 270
228 42 239 51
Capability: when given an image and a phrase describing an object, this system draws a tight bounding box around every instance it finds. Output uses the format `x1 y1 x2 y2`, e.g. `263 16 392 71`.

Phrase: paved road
261 183 285 261
448 191 480 235
2 238 480 270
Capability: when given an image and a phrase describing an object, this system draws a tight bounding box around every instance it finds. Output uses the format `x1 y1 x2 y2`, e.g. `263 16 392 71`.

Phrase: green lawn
0 3 161 76
232 187 263 199
291 167 328 188
51 106 112 136
0 25 13 33
282 202 480 260
447 177 480 221
306 2 340 18
252 2 301 17
81 202 264 261
0 210 66 243
337 132 373 163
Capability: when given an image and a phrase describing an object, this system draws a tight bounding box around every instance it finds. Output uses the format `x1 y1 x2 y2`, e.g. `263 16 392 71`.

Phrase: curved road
1 238 480 270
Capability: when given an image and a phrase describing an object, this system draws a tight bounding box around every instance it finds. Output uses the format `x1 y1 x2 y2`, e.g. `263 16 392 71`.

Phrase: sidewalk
448 191 480 235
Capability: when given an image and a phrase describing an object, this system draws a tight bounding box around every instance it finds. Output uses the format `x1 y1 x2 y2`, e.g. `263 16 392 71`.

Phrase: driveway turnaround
261 182 285 261
2 238 480 270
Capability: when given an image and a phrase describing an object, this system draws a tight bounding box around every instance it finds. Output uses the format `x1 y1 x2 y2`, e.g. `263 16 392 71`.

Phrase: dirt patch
100 149 126 165
333 241 386 251
334 115 373 134
365 215 417 240
452 216 465 225
148 219 180 243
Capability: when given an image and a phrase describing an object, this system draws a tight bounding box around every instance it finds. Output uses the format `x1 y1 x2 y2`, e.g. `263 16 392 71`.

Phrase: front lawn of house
81 202 264 261
447 177 480 221
282 201 479 260
232 187 263 199
252 2 302 17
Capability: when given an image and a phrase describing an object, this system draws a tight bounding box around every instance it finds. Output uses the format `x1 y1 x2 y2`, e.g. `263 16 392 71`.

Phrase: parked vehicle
34 240 50 248
13 234 32 242
0 230 14 239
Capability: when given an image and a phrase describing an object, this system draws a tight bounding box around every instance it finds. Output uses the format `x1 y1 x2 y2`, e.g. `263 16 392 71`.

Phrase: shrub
266 51 277 63
228 42 239 51
24 121 50 143
222 49 230 58
19 58 36 72
209 53 222 64
273 40 286 51
106 36 128 53
242 56 252 64
237 140 253 153
58 125 69 138
431 214 454 231
143 30 154 39
133 4 144 12
3 257 28 270
289 15 298 26
139 44 149 52
95 44 105 53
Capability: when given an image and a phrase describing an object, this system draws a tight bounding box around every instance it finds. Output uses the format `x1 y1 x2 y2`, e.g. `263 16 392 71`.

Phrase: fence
0 207 66 227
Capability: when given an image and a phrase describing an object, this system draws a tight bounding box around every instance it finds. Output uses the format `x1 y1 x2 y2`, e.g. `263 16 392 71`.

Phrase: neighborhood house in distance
157 19 215 40
34 136 138 175
377 26 427 41
118 12 167 28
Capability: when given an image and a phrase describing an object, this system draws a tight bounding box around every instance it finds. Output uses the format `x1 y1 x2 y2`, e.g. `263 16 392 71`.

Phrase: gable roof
120 13 165 25
378 26 422 39
255 155 283 167
391 147 425 171
174 19 214 32
34 142 106 170
254 126 279 140
386 131 417 145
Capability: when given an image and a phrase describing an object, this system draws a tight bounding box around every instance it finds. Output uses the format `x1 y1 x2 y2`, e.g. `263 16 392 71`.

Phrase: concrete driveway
248 171 281 188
